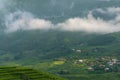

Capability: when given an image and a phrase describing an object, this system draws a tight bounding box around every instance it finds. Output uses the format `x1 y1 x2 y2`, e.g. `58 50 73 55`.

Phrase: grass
53 61 65 65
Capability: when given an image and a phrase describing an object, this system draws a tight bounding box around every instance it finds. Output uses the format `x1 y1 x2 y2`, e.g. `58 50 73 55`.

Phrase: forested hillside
0 0 120 80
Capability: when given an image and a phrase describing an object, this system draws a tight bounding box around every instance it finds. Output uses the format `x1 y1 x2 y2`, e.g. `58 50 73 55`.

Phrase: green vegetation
0 66 65 80
0 31 120 80
0 0 120 80
63 73 120 80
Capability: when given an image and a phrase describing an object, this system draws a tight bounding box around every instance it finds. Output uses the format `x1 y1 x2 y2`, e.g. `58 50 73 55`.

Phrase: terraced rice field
0 67 65 80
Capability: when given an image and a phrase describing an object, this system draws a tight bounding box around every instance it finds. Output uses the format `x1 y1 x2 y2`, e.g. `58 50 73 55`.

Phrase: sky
1 0 120 34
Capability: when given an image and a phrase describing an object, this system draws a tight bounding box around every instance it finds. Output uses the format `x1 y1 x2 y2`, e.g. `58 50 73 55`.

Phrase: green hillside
0 30 118 62
0 0 120 80
0 31 120 80
0 66 119 80
63 73 120 80
0 66 65 80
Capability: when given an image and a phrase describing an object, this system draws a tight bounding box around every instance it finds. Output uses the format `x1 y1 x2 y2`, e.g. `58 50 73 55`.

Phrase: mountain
0 0 120 80
0 30 117 63
0 30 119 80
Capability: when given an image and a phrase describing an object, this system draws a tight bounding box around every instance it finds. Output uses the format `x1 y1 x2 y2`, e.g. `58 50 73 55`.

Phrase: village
74 57 120 72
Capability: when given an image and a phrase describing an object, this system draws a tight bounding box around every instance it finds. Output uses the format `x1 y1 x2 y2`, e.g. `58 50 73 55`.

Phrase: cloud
0 0 7 11
4 11 54 32
0 0 14 12
57 13 119 33
96 7 120 14
98 0 111 2
4 7 120 34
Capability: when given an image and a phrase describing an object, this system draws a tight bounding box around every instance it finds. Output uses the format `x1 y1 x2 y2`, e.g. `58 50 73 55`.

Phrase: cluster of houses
72 49 82 53
74 57 120 72
88 57 120 72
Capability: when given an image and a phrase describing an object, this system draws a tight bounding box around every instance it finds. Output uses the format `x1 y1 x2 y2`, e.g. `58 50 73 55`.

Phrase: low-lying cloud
0 0 7 11
0 0 14 13
4 7 120 34
96 7 120 14
4 11 54 32
57 14 120 33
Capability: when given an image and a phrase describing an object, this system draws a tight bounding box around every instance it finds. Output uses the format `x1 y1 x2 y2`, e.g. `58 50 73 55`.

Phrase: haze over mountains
0 0 120 60
0 0 120 33
0 1 120 80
